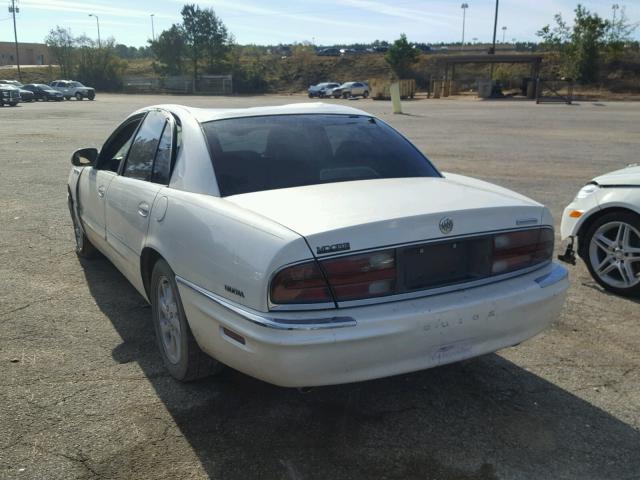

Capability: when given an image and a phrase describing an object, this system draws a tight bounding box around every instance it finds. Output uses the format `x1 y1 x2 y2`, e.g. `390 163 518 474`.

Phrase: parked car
308 82 340 98
0 80 34 102
559 164 640 297
22 84 64 102
0 84 20 106
316 47 340 56
67 103 568 387
50 80 96 100
331 81 370 99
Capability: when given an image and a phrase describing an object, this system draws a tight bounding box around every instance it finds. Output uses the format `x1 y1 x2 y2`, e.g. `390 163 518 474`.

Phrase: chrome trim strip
175 276 356 330
516 218 539 226
535 263 568 288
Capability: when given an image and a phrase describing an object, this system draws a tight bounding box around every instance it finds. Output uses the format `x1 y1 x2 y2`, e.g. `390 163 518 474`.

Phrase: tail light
492 228 554 274
270 261 332 304
270 228 554 306
321 250 396 301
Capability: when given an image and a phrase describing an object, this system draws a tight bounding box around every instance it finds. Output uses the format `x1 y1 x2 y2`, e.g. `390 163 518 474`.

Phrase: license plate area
399 237 493 291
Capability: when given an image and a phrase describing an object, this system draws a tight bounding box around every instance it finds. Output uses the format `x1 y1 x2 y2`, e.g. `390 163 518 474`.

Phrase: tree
45 26 75 78
384 34 420 78
537 4 609 84
607 5 637 60
150 25 186 74
75 37 126 90
180 4 231 82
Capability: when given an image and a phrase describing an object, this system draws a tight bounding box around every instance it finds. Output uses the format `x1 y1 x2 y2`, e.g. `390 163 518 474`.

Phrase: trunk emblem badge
439 217 454 234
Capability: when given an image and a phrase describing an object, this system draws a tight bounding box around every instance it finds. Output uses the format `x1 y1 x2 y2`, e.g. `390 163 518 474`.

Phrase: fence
122 74 233 95
536 78 574 105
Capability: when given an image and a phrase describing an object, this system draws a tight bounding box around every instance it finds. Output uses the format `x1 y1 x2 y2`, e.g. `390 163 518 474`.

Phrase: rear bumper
177 263 568 387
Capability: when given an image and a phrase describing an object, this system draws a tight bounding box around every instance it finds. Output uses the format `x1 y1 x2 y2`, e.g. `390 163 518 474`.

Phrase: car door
105 110 175 284
77 114 144 252
352 82 364 95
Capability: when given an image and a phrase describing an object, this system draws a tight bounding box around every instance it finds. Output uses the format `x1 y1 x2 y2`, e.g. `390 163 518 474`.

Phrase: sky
1 0 639 47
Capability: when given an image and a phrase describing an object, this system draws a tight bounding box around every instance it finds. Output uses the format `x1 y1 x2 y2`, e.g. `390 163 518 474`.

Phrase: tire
151 259 223 381
9 102 18 107
68 198 97 258
75 92 83 101
342 92 349 99
363 90 369 98
583 211 640 297
308 93 313 98
65 96 71 100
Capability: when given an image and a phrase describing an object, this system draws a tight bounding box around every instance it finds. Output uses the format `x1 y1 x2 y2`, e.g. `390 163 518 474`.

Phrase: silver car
331 82 370 99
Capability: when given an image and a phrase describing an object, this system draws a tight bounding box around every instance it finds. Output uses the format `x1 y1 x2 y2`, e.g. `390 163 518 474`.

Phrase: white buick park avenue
67 103 569 387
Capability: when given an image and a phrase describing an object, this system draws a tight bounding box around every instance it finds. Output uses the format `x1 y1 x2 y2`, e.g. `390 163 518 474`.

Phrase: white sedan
67 103 568 387
560 164 640 297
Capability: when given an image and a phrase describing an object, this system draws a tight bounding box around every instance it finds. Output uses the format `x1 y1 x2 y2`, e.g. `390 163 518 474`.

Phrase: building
0 42 51 66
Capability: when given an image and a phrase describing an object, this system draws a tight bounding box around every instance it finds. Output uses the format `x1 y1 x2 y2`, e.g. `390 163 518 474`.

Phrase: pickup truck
50 80 96 100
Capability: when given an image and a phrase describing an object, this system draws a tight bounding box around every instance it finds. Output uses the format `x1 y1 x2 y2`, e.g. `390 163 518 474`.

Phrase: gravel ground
1 94 639 480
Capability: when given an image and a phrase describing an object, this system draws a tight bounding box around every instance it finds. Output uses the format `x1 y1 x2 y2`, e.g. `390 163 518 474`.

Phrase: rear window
202 114 440 196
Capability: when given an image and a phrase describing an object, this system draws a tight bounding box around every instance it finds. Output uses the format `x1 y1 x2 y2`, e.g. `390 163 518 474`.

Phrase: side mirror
71 147 98 167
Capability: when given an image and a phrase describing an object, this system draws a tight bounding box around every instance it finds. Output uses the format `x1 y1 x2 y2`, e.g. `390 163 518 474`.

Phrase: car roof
132 102 373 123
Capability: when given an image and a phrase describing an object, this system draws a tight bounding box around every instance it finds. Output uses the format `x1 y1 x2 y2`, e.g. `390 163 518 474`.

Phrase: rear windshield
202 114 440 196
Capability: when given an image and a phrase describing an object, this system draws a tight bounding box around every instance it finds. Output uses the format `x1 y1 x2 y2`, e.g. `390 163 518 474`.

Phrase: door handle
137 202 150 217
97 186 106 198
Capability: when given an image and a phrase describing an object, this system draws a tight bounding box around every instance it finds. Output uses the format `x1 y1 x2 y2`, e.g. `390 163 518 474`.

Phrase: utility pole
89 13 101 48
150 14 155 41
489 0 499 54
460 3 469 47
9 0 21 81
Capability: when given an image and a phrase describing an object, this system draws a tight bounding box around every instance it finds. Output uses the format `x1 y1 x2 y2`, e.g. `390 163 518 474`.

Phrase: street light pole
490 0 499 54
150 14 156 41
9 0 21 81
502 26 507 43
89 13 101 48
460 3 469 47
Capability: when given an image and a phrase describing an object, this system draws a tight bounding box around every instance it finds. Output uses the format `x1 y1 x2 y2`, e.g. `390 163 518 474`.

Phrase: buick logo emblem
439 217 454 234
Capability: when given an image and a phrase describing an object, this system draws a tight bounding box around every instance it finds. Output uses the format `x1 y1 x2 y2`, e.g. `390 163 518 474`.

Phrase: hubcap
157 277 182 364
589 221 640 289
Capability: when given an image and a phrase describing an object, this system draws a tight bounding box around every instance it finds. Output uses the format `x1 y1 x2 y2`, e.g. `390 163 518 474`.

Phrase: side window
97 117 144 172
123 111 166 181
151 122 173 184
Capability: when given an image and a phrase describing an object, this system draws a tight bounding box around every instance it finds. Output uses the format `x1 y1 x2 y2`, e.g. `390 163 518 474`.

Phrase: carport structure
433 53 544 98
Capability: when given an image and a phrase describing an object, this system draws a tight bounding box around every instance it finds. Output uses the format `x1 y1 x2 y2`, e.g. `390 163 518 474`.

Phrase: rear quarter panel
145 188 313 312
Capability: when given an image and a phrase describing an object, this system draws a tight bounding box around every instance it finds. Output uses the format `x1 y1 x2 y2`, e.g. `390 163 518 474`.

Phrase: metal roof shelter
435 53 544 98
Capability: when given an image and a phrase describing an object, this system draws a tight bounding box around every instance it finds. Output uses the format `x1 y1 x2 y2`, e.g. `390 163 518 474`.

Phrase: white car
67 103 568 387
560 164 640 297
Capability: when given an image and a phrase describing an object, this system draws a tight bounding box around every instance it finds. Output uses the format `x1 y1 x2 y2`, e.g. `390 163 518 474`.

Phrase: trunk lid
225 175 545 256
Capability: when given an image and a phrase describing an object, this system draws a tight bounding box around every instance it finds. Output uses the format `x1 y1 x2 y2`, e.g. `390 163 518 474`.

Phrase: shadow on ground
82 257 640 480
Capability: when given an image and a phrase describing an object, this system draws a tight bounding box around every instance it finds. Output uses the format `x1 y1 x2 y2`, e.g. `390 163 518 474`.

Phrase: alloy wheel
157 276 182 364
589 220 640 289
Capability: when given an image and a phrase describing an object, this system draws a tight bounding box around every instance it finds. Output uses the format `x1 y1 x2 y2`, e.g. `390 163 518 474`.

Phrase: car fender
67 165 85 210
561 187 640 240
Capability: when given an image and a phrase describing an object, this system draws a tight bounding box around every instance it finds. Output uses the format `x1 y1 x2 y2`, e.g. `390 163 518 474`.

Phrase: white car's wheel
69 198 97 258
585 212 640 297
151 259 222 381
